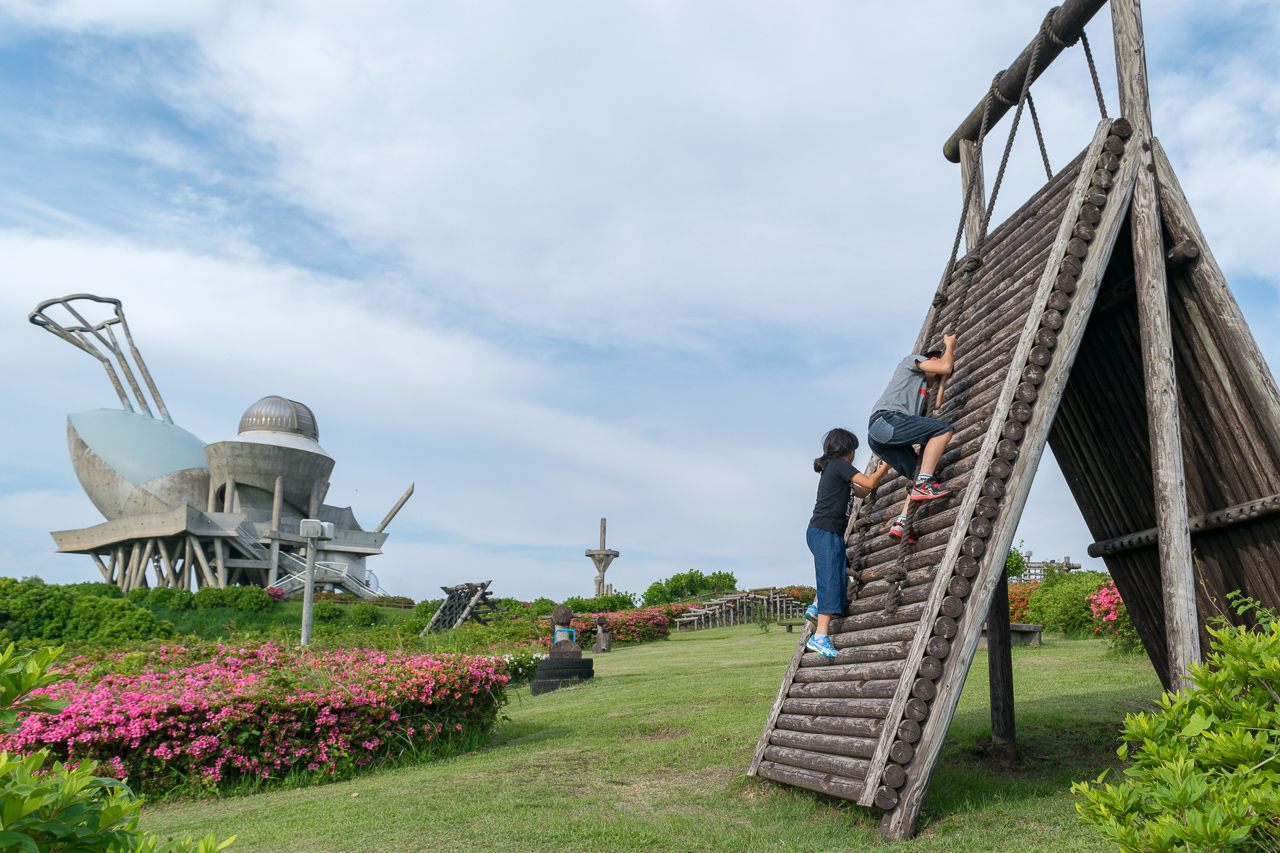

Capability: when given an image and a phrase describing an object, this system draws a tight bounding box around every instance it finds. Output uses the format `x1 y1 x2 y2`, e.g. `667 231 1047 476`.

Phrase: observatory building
32 294 408 598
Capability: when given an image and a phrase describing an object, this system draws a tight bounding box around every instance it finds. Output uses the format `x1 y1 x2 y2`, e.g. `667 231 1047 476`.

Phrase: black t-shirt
809 459 859 535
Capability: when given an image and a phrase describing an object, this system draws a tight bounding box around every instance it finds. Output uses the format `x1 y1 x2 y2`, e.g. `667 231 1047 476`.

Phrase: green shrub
1005 540 1028 579
563 591 637 613
1073 612 1280 851
312 600 342 622
63 597 174 643
127 588 150 605
194 587 227 610
412 599 442 621
0 644 235 853
166 589 196 612
0 578 76 642
144 587 177 610
401 618 427 636
63 582 123 599
640 570 738 606
1026 567 1108 635
350 602 380 627
230 586 271 613
527 598 556 617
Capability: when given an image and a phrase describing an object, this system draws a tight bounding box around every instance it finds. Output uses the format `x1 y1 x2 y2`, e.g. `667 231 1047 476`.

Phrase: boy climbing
867 333 958 543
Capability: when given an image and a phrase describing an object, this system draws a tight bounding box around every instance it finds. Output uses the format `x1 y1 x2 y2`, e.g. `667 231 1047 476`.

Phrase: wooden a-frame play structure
749 0 1280 840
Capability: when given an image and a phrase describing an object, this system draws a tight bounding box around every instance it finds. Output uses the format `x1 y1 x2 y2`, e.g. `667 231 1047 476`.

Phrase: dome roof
238 396 319 441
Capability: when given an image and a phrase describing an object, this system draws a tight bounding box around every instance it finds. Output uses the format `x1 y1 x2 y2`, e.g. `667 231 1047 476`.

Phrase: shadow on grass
919 689 1161 825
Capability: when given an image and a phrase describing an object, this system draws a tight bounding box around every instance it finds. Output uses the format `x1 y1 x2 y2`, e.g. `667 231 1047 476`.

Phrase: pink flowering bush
566 602 698 647
1087 580 1142 652
0 642 509 793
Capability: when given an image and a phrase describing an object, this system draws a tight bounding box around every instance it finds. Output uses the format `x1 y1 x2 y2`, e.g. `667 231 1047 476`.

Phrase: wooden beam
1089 493 1280 556
959 139 986 252
943 0 1110 162
1152 138 1280 463
986 573 1016 758
1113 0 1200 692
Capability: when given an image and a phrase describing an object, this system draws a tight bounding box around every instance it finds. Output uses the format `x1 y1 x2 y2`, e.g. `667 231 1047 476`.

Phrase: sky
1 0 1278 604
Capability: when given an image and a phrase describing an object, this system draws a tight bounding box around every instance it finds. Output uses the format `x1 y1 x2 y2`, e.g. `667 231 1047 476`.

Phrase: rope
1080 31 1109 119
1027 92 1052 180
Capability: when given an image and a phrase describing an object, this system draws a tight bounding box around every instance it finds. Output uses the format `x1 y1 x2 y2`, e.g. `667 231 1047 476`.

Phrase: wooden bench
978 622 1044 648
778 621 805 633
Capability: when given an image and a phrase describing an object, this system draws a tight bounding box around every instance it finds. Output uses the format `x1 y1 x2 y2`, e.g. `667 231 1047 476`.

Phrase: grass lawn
141 626 1161 851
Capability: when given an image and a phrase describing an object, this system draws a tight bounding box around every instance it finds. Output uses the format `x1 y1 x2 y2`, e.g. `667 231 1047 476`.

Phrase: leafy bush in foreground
0 644 233 853
3 642 511 793
1073 613 1280 851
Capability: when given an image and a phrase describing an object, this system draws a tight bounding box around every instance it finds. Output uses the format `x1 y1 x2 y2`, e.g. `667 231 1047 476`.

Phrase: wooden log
828 623 918 649
875 785 899 810
987 572 1017 757
1074 221 1097 242
926 636 950 659
794 660 907 683
940 596 965 619
889 740 915 764
905 697 929 722
1088 493 1280 556
757 761 866 801
788 680 900 700
1153 138 1280 479
967 517 992 538
942 0 1111 162
883 764 907 788
1166 238 1199 265
1097 151 1120 173
954 557 978 579
762 746 871 781
776 714 884 739
918 656 943 680
769 729 880 758
856 574 935 603
948 576 971 598
1080 203 1101 224
933 616 957 639
989 457 1013 480
827 604 924 637
880 122 1136 840
1047 291 1071 313
781 698 892 720
1115 0 1199 692
960 139 986 251
897 719 922 744
976 496 1000 517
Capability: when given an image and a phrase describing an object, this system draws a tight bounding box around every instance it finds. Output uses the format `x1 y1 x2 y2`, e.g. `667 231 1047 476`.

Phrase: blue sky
1 0 1278 603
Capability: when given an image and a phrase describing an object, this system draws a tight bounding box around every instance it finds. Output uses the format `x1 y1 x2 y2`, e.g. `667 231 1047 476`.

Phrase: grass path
141 627 1161 851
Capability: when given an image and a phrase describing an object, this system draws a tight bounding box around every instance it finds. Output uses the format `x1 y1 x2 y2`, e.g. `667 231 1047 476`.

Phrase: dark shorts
867 410 954 478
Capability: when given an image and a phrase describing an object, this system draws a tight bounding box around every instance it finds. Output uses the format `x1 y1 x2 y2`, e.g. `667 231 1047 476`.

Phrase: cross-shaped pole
584 517 619 598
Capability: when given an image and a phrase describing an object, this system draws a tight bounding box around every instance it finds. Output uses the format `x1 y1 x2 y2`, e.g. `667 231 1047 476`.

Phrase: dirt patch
612 767 737 813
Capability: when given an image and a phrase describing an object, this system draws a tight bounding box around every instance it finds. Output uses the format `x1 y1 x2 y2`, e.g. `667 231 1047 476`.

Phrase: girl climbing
805 428 891 658
867 333 958 543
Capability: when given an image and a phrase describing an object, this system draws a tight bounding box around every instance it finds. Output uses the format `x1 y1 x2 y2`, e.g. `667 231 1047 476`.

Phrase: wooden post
268 476 284 587
986 572 1016 758
959 139 986 251
1113 0 1200 691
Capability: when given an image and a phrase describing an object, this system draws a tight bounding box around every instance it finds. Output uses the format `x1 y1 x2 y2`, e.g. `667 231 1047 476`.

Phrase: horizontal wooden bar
762 746 871 781
1088 493 1280 556
943 0 1110 162
756 760 866 801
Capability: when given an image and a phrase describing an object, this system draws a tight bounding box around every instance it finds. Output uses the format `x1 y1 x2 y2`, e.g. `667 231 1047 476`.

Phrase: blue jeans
806 526 847 616
867 410 954 479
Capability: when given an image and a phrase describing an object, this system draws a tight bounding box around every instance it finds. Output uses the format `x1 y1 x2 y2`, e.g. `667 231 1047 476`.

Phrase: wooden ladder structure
749 0 1280 840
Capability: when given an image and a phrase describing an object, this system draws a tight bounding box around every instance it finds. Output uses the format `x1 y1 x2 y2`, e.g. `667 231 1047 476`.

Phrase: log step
769 729 879 759
756 761 866 801
775 713 884 738
780 698 891 719
762 746 871 781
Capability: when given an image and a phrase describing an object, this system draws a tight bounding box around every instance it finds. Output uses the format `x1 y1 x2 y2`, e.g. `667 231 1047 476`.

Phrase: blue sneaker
806 634 839 658
804 604 818 624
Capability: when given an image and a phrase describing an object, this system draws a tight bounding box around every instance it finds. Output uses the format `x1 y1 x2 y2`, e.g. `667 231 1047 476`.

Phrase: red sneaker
888 518 918 545
910 480 952 501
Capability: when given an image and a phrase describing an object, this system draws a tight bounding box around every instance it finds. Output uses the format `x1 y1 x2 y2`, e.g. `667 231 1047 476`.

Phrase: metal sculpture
30 294 411 599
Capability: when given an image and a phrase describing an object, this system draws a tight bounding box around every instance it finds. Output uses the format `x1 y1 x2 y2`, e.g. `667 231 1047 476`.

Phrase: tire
536 659 594 674
529 674 592 696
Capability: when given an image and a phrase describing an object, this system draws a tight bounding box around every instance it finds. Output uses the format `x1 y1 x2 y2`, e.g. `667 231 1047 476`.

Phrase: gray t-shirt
871 355 929 417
